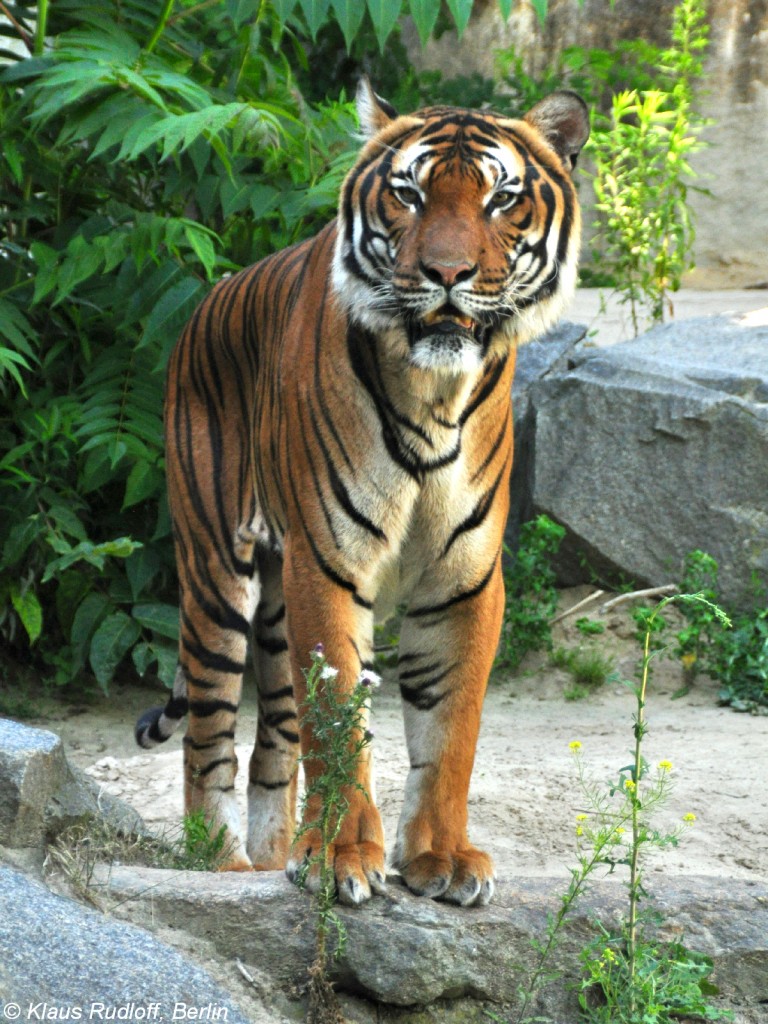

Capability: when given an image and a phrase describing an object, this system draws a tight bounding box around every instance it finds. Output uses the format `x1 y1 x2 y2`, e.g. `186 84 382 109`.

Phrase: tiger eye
490 190 516 208
394 186 421 208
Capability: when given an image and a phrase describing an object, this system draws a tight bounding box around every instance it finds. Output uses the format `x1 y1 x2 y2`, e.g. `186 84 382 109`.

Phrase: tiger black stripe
406 552 500 619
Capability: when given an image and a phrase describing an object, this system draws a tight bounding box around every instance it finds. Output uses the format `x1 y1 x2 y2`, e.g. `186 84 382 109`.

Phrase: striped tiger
136 80 589 907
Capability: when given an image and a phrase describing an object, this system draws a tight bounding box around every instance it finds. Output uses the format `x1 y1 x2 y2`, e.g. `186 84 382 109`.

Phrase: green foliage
554 645 616 700
575 617 605 637
667 551 768 713
0 0 358 693
580 933 730 1023
498 515 565 670
587 0 710 334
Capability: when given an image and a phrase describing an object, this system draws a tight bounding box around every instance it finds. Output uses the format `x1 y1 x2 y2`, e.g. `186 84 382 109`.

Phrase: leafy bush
498 515 565 670
0 1 360 692
673 551 768 713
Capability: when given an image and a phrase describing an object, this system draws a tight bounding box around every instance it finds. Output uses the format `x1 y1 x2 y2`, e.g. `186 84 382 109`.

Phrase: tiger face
333 82 590 374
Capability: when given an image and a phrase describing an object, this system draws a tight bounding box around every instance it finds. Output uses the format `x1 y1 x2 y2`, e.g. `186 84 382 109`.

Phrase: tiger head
333 79 590 373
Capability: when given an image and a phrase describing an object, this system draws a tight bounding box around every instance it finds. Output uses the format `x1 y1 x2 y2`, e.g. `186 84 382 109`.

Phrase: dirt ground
25 585 767 886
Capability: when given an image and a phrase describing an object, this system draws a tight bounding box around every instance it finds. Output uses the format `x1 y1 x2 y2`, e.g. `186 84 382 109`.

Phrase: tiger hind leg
177 556 260 871
247 550 299 869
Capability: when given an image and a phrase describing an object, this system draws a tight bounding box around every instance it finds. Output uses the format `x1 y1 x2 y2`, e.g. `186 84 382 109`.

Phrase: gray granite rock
0 718 143 851
94 866 768 1018
0 866 265 1022
508 319 588 547
530 313 768 606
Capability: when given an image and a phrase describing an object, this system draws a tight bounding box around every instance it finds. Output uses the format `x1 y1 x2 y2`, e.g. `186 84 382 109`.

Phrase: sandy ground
34 587 768 887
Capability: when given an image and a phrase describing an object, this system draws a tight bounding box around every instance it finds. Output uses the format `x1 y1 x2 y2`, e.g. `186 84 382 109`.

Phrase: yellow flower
683 812 697 824
624 778 636 792
681 652 697 669
615 827 626 835
658 759 673 772
576 826 584 837
603 948 617 963
576 814 588 822
569 741 582 752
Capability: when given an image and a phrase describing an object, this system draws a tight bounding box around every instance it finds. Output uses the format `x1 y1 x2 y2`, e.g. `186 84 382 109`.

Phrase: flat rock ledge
92 865 768 1021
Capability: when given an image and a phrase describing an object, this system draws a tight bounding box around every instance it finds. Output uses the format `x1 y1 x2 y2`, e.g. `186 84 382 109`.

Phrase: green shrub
498 515 565 670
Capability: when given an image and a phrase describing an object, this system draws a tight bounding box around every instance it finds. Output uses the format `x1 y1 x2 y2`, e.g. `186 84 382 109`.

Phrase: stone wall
406 0 768 289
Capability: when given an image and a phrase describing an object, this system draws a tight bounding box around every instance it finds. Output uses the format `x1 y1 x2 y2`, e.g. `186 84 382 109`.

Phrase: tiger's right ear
356 77 398 138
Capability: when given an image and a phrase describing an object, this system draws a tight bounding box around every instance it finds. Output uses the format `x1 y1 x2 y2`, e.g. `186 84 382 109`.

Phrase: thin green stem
627 615 653 1011
33 0 48 56
144 0 176 55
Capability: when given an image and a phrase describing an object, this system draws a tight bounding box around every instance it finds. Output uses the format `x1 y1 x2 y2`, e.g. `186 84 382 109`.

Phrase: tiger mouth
410 305 482 343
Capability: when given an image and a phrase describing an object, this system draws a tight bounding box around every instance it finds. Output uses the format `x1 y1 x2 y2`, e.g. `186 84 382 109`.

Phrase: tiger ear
523 90 590 173
356 77 399 138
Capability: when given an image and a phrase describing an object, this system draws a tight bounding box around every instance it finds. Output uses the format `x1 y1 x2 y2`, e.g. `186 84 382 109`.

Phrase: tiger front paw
397 846 495 906
286 832 387 906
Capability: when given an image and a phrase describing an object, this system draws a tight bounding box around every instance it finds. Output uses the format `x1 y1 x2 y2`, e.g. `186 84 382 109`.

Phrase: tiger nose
419 259 477 288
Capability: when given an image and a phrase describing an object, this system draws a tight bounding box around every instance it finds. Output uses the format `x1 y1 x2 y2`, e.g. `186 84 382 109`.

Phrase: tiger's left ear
524 91 590 173
356 77 399 138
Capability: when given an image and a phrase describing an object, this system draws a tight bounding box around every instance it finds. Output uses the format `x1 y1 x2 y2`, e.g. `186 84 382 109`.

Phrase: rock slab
531 312 768 606
95 866 768 1019
0 866 258 1023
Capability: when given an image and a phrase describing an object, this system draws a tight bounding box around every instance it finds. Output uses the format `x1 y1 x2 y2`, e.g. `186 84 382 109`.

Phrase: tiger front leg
282 546 386 906
393 557 505 906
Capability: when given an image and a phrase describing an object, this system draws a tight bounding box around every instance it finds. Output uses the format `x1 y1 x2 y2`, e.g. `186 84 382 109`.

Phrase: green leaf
125 546 162 601
2 518 42 568
70 593 111 671
10 586 42 645
367 0 402 49
331 0 367 48
273 0 299 21
89 611 142 691
497 0 513 19
445 0 473 36
408 0 440 45
132 602 180 641
140 277 205 349
530 0 548 25
131 641 155 677
183 223 218 281
153 641 179 687
299 0 331 39
0 298 38 359
123 460 163 510
42 537 142 582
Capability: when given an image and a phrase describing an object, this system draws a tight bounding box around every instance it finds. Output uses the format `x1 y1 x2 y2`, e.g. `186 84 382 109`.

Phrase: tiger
135 79 589 907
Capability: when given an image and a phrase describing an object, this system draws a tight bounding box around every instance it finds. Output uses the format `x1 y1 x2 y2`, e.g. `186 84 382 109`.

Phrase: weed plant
293 645 378 1024
513 593 732 1024
552 644 616 700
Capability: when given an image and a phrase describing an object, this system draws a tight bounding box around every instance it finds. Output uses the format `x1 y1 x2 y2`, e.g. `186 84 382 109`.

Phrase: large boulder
0 866 267 1023
530 312 768 607
0 718 143 855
